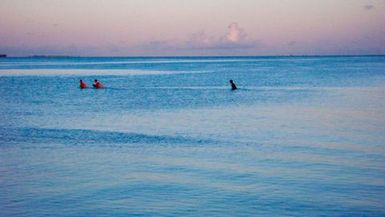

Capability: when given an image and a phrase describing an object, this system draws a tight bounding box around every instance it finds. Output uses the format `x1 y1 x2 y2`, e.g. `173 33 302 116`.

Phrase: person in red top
79 80 87 89
93 79 104 89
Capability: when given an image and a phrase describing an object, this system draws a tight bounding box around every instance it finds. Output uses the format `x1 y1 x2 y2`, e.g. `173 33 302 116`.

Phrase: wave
0 127 214 147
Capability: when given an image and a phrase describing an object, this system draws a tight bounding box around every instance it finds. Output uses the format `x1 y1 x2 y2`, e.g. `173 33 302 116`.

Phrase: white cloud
225 23 247 43
184 23 257 50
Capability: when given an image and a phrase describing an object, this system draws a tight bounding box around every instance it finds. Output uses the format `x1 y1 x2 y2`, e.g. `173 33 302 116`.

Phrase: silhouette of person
229 80 237 90
79 80 87 89
93 79 104 89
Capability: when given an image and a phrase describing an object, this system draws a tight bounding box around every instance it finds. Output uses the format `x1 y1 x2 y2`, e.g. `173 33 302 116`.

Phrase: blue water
1 56 385 216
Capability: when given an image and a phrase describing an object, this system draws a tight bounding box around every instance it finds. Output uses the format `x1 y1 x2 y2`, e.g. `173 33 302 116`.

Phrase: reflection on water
1 56 385 216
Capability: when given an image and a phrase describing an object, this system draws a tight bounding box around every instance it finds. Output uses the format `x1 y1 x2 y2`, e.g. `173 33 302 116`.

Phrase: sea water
0 56 384 216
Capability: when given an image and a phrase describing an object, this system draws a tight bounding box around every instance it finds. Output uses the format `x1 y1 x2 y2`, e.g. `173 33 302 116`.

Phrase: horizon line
2 54 385 58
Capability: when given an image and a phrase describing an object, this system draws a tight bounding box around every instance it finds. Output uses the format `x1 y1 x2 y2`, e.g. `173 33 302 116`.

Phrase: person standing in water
93 79 104 89
79 80 87 89
229 80 237 90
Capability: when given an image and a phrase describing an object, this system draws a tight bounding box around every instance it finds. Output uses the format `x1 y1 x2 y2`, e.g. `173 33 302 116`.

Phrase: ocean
0 56 385 216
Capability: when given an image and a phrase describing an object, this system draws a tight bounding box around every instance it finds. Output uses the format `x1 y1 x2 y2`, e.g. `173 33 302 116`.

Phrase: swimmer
79 80 87 89
229 80 237 90
93 79 104 89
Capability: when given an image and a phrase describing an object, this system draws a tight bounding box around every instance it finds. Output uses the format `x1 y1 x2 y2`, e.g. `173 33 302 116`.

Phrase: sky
0 0 385 56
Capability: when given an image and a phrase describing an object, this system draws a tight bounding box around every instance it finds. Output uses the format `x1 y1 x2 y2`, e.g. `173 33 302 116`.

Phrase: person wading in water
229 80 237 90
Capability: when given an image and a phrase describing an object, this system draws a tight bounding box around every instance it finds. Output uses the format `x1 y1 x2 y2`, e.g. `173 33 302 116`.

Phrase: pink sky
1 0 384 56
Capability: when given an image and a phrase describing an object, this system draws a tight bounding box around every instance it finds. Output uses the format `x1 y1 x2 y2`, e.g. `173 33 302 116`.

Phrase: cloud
183 22 258 50
364 5 375 10
225 23 247 43
183 31 215 49
134 23 258 54
126 24 259 56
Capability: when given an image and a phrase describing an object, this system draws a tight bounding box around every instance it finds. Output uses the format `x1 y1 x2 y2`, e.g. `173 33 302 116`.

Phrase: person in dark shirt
229 80 237 90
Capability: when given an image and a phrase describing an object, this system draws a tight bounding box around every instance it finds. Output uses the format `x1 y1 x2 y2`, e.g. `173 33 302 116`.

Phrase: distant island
0 54 7 58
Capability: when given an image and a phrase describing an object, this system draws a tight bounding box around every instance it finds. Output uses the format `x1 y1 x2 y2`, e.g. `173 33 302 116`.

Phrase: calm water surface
1 56 385 216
